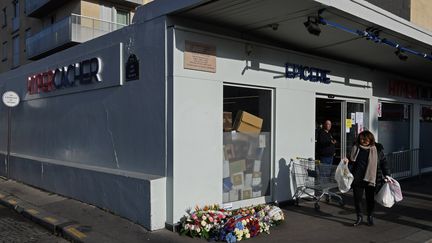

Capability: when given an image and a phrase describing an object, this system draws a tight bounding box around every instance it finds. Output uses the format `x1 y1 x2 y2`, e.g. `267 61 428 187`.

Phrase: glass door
316 97 365 162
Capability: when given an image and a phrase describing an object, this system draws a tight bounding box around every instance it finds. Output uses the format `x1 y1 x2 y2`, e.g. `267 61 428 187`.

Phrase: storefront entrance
316 97 365 164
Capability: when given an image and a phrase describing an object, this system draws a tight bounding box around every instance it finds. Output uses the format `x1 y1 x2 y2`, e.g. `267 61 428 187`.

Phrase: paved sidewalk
0 173 431 243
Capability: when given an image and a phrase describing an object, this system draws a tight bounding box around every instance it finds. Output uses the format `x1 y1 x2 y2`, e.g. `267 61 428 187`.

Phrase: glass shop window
420 106 432 169
222 85 272 203
378 102 411 153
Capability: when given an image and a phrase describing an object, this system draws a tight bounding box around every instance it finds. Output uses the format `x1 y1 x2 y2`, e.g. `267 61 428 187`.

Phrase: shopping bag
388 177 403 202
375 182 395 208
334 160 354 193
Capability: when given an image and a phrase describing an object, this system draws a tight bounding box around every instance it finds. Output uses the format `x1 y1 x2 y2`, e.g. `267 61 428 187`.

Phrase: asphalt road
0 204 67 243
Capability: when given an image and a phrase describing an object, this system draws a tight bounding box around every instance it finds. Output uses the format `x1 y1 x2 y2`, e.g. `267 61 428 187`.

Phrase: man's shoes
367 216 374 226
353 215 363 227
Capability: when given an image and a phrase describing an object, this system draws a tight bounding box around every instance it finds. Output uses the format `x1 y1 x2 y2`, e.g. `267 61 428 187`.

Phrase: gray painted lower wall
0 153 165 229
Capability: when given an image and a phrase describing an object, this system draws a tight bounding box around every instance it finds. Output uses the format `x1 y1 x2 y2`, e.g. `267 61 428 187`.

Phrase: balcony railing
387 148 420 179
26 14 127 59
26 0 140 17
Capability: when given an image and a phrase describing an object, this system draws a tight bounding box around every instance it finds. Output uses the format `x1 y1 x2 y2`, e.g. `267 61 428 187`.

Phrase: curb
0 190 88 242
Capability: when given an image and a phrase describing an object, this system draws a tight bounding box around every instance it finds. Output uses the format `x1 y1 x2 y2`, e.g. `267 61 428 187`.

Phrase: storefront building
0 0 431 231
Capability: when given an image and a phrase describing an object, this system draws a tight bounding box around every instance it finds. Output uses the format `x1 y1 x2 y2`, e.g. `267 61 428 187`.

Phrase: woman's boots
353 215 363 226
353 215 374 226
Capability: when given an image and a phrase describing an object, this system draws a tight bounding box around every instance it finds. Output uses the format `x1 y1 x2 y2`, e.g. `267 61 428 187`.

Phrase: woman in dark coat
343 130 390 226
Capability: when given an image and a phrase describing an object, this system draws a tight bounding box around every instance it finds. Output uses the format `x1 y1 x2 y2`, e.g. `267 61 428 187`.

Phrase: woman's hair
356 130 376 145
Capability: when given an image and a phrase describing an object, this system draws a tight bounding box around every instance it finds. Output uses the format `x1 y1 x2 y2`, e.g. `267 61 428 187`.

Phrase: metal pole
6 107 11 178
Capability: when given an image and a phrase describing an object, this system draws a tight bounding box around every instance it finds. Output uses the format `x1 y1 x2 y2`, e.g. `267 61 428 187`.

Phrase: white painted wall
274 89 316 201
172 76 223 223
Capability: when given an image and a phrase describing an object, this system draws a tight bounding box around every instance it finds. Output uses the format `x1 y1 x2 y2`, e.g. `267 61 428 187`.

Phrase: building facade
0 0 431 231
0 0 153 73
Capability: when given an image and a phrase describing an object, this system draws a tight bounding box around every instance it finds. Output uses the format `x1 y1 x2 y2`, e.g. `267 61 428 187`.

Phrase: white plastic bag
388 177 403 202
375 182 395 208
334 160 354 193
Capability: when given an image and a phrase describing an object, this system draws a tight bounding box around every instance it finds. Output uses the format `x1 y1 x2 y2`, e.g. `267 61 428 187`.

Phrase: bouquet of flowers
180 204 229 239
179 203 285 242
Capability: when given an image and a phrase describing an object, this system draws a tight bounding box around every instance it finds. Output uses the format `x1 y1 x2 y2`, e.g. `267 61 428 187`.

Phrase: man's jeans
319 156 334 179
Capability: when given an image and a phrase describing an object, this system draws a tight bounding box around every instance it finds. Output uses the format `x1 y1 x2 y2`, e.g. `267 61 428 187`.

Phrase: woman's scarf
350 144 378 186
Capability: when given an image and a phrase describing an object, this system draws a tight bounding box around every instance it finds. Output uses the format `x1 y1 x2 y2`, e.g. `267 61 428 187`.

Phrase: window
12 35 19 68
222 85 272 203
2 8 6 28
116 10 129 25
13 0 19 18
2 41 7 61
378 102 411 153
420 106 432 170
24 28 31 52
12 0 20 32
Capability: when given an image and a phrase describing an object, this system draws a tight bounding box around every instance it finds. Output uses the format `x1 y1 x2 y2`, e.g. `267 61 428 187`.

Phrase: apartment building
366 0 432 31
0 0 152 73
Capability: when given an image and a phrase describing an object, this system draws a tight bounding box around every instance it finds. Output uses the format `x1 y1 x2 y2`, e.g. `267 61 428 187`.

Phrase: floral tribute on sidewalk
179 204 284 242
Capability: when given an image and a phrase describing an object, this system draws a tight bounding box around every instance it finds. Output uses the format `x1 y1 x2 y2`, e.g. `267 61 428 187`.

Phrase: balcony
26 0 68 17
26 14 127 60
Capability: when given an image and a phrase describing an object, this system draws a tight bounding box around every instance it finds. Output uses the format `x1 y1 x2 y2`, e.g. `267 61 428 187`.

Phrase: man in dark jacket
316 120 336 165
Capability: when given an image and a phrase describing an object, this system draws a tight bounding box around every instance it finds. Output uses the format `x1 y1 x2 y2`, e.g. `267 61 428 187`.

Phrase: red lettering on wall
389 80 429 100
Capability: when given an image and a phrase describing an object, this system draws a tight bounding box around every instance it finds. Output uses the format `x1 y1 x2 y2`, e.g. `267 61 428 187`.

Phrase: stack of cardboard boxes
223 111 266 202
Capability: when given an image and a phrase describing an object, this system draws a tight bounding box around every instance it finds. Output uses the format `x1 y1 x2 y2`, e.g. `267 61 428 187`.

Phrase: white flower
205 224 211 231
245 233 250 238
201 220 207 227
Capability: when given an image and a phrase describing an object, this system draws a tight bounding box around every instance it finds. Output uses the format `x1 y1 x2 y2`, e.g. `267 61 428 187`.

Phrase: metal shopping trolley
290 157 344 211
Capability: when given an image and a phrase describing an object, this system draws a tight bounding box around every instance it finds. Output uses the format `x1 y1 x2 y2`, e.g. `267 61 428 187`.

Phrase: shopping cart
290 157 344 211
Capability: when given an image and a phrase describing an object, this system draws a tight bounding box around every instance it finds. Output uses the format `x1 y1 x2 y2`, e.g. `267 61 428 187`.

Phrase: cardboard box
223 112 233 131
234 111 263 134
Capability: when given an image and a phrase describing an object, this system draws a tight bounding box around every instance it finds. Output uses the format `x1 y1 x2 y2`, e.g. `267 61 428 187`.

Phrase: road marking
66 227 87 239
43 217 58 223
26 209 39 215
